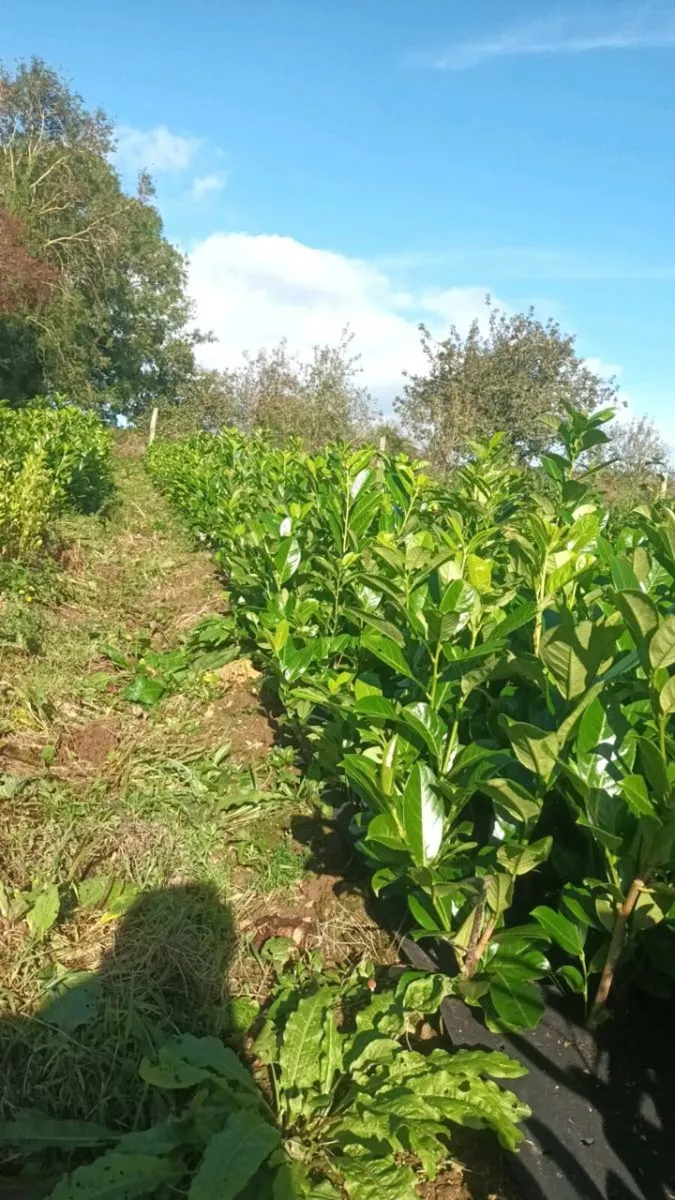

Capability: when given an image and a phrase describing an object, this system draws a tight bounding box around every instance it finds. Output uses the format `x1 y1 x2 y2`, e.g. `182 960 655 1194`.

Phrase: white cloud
191 171 227 199
419 8 675 70
584 355 622 382
188 232 495 400
419 286 493 328
115 125 199 173
186 232 675 446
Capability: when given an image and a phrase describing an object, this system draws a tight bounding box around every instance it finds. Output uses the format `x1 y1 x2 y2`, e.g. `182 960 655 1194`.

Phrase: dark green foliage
394 298 618 469
0 57 199 415
148 407 675 1030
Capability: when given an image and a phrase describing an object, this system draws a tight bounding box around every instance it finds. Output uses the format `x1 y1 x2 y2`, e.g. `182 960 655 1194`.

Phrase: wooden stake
148 407 159 448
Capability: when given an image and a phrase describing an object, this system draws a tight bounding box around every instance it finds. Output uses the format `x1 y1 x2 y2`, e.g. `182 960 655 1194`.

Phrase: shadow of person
0 882 307 1200
0 882 236 1140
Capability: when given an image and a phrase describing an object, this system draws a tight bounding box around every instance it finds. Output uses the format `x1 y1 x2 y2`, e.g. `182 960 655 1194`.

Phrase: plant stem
428 641 442 708
441 718 459 775
462 886 486 976
588 876 643 1028
659 713 667 764
464 907 497 978
533 561 548 655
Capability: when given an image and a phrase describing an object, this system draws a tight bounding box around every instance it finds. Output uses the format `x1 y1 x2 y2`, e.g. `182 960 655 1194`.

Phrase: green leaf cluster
0 965 529 1198
0 399 113 561
147 405 675 1028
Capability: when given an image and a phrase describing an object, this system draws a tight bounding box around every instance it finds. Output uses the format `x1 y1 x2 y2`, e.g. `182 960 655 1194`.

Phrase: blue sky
4 1 675 439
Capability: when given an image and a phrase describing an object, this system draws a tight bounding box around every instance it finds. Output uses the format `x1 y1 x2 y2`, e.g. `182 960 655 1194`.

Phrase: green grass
236 827 310 895
0 450 346 1140
0 881 235 1129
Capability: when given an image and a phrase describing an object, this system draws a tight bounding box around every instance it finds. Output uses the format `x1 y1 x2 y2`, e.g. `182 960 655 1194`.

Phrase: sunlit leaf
402 763 444 867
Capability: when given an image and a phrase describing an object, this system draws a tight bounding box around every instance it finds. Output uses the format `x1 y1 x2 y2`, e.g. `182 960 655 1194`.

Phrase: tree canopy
0 57 199 415
394 298 618 469
595 414 672 507
159 333 375 448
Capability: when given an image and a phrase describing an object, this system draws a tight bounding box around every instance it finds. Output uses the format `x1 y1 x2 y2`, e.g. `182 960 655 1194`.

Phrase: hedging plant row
147 408 675 1033
0 398 113 560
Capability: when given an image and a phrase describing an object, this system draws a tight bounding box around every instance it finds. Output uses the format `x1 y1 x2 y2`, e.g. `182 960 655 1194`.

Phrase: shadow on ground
0 883 236 1197
406 933 675 1200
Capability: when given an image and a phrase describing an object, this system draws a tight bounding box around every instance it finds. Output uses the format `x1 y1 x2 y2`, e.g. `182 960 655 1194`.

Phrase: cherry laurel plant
147 408 675 1032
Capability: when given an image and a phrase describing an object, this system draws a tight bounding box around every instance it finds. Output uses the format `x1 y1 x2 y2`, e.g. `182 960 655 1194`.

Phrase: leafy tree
149 367 243 439
394 297 617 470
0 58 199 415
159 333 375 448
0 209 54 313
0 208 55 401
596 415 672 507
236 333 374 447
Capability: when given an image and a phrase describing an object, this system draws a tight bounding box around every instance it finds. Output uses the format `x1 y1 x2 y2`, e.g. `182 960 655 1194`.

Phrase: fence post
379 434 387 453
148 407 159 448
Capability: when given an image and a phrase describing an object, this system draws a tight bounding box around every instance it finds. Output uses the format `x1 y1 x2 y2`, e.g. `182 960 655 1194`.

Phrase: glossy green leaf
480 778 541 824
466 554 492 593
620 774 656 819
636 736 669 799
649 616 675 671
439 578 464 614
408 892 443 932
399 702 446 762
489 601 536 639
350 467 372 499
531 906 585 957
402 763 444 866
498 837 552 876
366 813 405 850
660 676 675 715
354 695 398 720
613 589 659 645
561 886 600 929
576 697 609 757
274 537 301 584
380 734 399 796
501 718 559 781
344 609 405 645
342 754 386 812
540 624 589 699
361 630 416 679
608 554 640 592
486 945 549 983
486 872 513 916
489 977 544 1030
557 965 586 994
